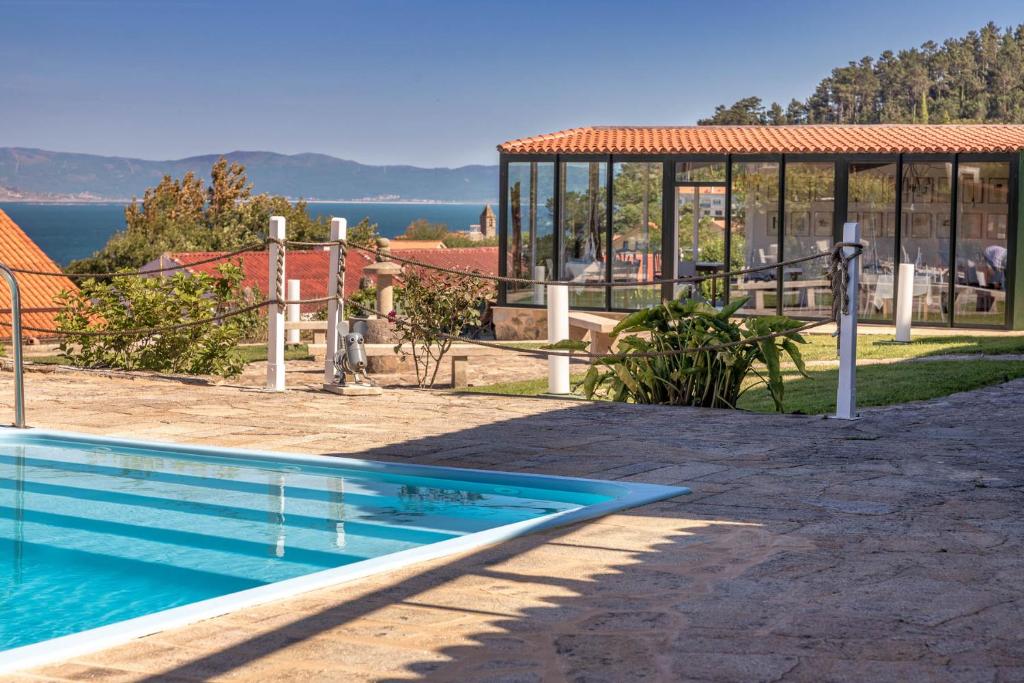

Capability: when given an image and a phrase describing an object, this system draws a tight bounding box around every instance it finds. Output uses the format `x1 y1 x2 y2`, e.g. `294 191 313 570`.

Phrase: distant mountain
0 148 498 202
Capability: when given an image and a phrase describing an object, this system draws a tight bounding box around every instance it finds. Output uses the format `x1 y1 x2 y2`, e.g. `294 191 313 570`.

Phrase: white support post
547 284 570 395
286 279 301 346
835 222 860 420
895 262 915 343
323 217 346 386
532 265 546 305
267 216 286 392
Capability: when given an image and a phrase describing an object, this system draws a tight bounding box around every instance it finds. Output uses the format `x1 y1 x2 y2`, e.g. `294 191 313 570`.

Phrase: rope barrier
9 242 268 279
346 240 831 288
0 296 340 338
345 300 831 362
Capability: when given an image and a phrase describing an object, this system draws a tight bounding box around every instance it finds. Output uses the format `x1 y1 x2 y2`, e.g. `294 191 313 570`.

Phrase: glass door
674 185 727 305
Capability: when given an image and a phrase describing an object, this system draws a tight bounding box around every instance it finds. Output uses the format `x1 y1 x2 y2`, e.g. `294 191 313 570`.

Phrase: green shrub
390 270 490 387
578 297 808 410
54 263 260 377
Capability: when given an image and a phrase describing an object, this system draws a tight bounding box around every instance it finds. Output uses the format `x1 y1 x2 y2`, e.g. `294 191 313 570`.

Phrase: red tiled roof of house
160 249 375 314
0 209 78 336
498 124 1024 155
160 247 499 312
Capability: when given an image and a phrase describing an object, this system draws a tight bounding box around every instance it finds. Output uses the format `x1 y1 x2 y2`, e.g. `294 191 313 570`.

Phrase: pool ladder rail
0 262 26 428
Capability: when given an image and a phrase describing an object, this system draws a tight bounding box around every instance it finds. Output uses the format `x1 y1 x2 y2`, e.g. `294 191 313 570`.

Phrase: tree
347 218 380 248
698 96 771 125
67 158 329 274
400 219 449 241
701 22 1024 126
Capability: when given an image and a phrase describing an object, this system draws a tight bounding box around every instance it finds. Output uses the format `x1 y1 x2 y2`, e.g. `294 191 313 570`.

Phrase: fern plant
575 297 809 411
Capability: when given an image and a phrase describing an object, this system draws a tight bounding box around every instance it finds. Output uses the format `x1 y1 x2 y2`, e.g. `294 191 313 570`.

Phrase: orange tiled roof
498 125 1024 155
0 209 78 337
159 247 499 313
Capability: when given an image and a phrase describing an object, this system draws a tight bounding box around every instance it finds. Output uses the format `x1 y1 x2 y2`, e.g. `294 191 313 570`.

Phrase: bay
0 202 490 266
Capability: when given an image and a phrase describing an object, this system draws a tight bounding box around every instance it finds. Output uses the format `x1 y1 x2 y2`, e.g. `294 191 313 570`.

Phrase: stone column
363 260 403 317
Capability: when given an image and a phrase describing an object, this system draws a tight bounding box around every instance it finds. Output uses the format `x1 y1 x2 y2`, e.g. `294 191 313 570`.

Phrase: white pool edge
0 427 688 674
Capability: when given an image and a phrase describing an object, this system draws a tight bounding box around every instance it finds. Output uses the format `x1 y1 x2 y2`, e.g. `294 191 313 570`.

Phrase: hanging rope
826 241 865 347
345 300 830 361
8 242 268 279
347 241 831 288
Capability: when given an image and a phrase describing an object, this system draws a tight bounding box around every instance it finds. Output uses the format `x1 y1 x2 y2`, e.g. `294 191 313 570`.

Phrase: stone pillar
363 260 403 317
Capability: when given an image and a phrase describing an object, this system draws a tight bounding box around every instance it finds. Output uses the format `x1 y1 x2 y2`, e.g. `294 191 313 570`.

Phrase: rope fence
0 229 861 358
346 240 834 288
344 299 833 362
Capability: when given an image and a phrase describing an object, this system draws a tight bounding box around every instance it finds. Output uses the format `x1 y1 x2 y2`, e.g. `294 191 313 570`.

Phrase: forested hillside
701 22 1024 126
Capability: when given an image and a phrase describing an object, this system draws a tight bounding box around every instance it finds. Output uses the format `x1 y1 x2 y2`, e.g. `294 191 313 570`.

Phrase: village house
0 208 77 339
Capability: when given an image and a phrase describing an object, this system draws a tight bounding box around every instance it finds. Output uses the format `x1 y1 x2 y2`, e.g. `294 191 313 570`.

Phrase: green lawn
463 333 1024 415
735 360 1024 414
787 333 1024 362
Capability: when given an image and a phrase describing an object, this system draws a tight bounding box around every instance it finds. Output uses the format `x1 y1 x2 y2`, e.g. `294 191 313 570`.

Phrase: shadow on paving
115 391 1024 682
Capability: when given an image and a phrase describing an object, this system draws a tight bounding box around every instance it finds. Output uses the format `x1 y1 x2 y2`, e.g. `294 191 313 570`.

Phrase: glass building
497 125 1024 329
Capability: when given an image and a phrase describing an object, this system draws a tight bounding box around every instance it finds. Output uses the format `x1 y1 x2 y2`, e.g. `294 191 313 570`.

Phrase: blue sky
1 0 1021 167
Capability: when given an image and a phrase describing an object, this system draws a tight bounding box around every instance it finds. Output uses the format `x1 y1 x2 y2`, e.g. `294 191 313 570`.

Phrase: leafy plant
54 263 260 377
578 297 808 410
389 269 491 388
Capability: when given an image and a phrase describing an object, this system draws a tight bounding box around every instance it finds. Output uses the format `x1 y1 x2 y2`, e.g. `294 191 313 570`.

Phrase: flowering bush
55 263 260 377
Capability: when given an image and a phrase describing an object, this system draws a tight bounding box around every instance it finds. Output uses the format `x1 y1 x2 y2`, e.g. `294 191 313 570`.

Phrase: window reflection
848 162 897 322
901 162 952 324
730 161 780 314
783 162 834 318
505 162 555 305
560 161 608 308
675 185 728 305
675 160 726 183
611 162 663 309
955 162 1009 325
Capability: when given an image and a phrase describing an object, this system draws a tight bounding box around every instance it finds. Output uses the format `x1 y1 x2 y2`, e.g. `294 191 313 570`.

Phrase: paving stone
1 364 1022 681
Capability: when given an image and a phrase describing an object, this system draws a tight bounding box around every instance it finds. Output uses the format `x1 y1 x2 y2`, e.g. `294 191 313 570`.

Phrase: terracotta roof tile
160 247 498 312
498 124 1024 155
0 209 78 336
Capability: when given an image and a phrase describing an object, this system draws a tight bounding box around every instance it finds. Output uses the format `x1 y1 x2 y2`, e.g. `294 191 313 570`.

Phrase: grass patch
463 358 1024 415
736 360 1024 414
796 333 1024 362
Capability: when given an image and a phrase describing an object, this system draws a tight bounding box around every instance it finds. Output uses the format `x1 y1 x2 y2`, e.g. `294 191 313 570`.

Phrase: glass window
676 186 728 306
730 161 780 314
954 161 1009 326
783 162 835 318
901 161 952 324
560 161 608 308
505 162 555 305
847 162 897 322
611 162 663 309
676 160 726 183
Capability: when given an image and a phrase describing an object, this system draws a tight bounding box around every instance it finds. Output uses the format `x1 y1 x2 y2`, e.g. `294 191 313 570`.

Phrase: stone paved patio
2 362 1023 682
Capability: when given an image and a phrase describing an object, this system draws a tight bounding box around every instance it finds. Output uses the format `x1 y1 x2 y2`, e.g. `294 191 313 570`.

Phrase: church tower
480 204 496 239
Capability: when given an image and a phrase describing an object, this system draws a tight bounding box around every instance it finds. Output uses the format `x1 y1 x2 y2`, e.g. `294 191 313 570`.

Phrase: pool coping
0 427 689 674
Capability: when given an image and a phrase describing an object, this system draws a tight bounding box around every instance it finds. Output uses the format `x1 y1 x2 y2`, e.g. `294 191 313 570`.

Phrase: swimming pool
0 428 687 672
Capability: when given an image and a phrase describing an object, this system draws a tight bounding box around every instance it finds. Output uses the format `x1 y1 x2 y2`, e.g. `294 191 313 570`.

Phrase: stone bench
568 311 619 355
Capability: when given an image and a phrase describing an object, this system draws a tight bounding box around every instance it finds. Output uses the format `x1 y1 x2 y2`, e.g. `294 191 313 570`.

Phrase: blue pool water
0 432 620 654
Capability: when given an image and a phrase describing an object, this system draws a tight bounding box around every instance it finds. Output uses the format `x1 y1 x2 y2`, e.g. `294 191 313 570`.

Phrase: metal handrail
0 263 26 427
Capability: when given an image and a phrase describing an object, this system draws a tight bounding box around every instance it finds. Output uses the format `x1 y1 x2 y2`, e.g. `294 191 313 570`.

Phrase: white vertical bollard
532 265 546 305
835 221 860 420
547 284 570 395
323 217 347 386
286 279 301 346
267 216 287 391
895 262 915 343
